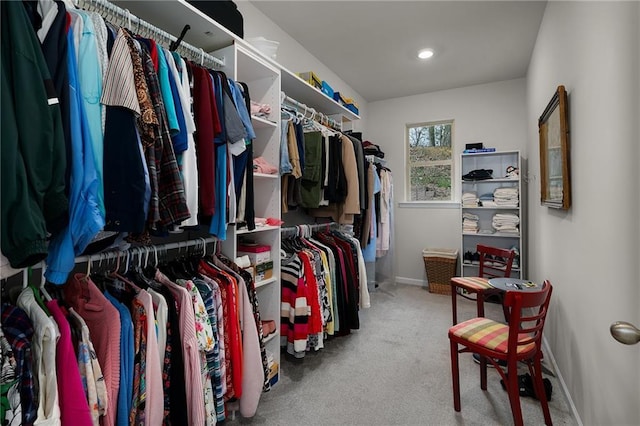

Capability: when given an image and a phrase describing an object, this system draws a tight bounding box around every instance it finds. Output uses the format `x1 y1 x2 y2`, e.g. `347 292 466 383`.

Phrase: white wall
236 1 368 131
237 3 640 423
527 2 639 425
367 79 528 283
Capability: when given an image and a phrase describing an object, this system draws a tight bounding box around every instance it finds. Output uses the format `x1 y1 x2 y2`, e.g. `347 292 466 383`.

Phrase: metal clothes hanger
39 265 52 302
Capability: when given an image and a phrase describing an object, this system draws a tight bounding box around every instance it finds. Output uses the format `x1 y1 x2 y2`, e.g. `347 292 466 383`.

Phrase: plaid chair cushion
451 277 492 292
450 317 536 354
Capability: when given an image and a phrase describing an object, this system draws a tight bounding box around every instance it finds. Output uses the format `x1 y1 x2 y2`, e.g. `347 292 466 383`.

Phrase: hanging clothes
0 327 22 426
46 300 92 426
45 22 104 285
64 274 121 426
67 308 109 426
153 270 206 426
280 227 368 357
1 303 37 426
376 167 393 258
1 1 69 271
16 288 62 425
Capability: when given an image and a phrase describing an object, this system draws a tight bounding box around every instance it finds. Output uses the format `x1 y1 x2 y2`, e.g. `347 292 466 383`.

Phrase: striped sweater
280 254 310 358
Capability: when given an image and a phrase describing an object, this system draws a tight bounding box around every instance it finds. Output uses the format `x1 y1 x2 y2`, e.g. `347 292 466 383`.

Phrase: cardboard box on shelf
255 261 273 282
298 71 322 90
268 361 278 379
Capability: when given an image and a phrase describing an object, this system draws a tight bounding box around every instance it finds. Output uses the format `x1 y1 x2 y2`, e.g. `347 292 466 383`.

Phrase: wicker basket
423 249 459 295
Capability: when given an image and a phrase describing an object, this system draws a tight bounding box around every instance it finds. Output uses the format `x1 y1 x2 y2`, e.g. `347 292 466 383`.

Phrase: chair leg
506 360 524 426
501 294 510 322
532 355 553 425
451 284 458 325
476 290 485 317
479 354 487 390
450 339 461 412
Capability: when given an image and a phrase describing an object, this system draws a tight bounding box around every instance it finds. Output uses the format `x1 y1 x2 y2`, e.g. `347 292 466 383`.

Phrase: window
406 120 454 201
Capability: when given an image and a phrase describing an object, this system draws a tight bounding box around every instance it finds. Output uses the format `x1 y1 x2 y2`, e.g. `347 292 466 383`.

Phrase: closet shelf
236 225 281 235
462 178 520 183
251 115 277 129
255 277 277 289
280 67 360 121
462 232 520 238
263 331 279 344
112 0 238 52
462 206 519 210
253 173 279 180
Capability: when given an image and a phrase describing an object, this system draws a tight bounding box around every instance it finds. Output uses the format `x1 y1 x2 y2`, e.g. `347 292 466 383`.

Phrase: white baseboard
542 337 583 426
395 276 427 287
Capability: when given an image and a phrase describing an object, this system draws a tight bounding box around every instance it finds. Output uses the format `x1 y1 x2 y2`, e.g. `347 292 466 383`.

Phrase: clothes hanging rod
74 0 225 68
281 91 342 131
281 222 338 238
4 237 219 279
76 236 219 265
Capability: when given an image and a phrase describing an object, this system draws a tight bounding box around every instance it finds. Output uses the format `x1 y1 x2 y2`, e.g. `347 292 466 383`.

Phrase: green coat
1 1 68 268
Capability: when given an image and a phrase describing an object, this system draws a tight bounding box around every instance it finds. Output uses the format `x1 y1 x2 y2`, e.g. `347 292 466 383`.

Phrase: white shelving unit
213 42 283 385
460 151 526 278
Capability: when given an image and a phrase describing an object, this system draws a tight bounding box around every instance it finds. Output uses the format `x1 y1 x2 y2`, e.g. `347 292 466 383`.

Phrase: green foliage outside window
407 122 453 201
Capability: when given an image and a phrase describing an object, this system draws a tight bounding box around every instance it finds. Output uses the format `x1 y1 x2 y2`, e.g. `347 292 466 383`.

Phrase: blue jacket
46 30 103 284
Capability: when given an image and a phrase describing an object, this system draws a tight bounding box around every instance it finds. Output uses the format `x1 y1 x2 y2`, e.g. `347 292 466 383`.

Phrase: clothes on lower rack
0 250 271 426
375 166 393 258
280 228 369 359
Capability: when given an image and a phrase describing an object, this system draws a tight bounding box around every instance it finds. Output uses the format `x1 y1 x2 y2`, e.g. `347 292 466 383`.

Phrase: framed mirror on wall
539 85 571 210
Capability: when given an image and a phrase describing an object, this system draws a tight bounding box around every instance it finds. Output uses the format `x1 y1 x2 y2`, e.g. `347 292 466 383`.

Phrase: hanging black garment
331 232 361 330
102 27 147 232
315 233 351 335
325 135 347 203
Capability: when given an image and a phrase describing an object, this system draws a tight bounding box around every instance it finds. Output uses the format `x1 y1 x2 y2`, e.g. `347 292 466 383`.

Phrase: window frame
405 119 455 204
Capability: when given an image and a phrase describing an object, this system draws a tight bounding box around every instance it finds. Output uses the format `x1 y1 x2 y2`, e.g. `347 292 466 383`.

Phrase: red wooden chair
450 244 516 325
448 280 553 426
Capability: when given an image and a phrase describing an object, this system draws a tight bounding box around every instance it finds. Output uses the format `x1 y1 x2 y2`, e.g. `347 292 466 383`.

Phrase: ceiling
250 1 547 103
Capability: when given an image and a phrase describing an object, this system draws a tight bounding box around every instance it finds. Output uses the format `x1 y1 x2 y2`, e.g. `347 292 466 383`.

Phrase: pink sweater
47 300 93 426
135 290 164 426
65 274 121 426
154 270 205 426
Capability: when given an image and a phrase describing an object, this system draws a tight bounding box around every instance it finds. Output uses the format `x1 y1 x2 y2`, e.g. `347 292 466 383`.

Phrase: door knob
610 321 640 345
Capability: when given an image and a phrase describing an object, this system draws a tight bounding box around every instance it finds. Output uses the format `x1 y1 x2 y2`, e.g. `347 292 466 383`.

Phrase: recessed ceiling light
418 49 434 60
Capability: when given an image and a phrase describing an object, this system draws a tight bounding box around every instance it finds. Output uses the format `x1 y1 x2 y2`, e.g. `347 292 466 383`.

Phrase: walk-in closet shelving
212 40 283 386
107 0 285 387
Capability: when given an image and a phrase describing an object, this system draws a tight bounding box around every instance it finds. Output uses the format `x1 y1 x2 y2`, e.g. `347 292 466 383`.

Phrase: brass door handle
610 321 640 345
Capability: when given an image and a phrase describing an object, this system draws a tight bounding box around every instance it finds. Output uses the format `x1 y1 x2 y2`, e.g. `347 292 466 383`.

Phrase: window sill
398 201 460 209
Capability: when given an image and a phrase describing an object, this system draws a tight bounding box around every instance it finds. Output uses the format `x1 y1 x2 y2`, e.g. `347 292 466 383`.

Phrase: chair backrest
504 280 553 356
477 244 516 279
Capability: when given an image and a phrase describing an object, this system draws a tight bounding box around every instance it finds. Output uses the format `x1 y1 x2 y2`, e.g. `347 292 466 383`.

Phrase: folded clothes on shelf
251 100 272 117
253 156 278 174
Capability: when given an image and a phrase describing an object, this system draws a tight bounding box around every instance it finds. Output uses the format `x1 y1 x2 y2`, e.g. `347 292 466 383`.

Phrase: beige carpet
232 283 576 425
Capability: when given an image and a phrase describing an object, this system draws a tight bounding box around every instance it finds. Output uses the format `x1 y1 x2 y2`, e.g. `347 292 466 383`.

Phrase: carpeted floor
233 283 576 425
